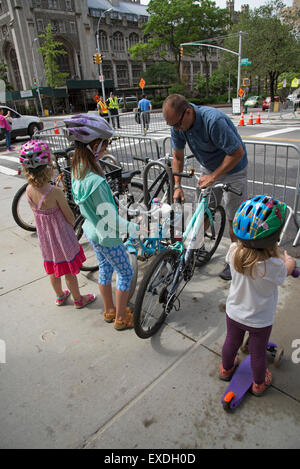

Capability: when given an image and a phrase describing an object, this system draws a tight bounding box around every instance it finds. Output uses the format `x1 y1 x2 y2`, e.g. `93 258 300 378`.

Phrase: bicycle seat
121 169 141 184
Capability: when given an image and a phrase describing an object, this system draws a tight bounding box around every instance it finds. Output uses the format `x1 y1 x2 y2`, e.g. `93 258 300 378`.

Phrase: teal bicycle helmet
233 195 287 249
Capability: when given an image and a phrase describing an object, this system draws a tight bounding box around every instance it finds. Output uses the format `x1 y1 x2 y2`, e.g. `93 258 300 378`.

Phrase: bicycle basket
99 160 122 194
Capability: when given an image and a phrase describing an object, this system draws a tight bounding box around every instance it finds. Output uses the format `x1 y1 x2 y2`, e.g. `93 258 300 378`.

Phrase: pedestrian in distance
219 195 296 396
65 114 139 330
0 108 14 151
19 140 96 309
163 93 248 280
97 96 109 120
107 92 121 129
138 94 152 132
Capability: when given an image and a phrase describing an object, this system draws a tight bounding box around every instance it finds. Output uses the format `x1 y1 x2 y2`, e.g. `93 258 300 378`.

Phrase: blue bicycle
133 183 241 338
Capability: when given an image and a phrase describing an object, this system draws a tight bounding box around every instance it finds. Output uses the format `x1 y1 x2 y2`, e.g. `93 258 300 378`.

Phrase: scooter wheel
274 348 284 368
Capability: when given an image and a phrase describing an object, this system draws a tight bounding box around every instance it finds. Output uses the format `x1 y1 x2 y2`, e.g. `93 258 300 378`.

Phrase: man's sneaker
219 356 239 381
251 369 272 396
219 263 232 281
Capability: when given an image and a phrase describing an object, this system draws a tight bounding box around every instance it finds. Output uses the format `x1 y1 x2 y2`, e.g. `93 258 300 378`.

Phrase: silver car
0 105 44 142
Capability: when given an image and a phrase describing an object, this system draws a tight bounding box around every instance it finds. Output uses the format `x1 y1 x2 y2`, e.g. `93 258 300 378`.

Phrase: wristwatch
174 185 182 190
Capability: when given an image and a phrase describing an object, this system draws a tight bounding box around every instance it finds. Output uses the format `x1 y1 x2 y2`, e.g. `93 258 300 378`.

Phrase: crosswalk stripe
251 127 300 138
0 155 19 163
0 165 18 176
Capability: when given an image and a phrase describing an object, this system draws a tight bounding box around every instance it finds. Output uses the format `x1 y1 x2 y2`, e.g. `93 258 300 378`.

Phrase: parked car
118 96 138 111
244 96 264 108
0 105 44 142
262 97 272 111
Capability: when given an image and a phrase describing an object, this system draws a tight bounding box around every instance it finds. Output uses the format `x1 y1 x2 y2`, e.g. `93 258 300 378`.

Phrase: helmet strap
87 141 103 159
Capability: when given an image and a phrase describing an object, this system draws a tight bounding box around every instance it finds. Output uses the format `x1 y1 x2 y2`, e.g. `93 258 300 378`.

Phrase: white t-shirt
226 243 287 328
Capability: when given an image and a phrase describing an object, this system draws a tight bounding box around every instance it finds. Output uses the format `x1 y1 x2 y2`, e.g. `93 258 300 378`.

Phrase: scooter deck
221 355 253 409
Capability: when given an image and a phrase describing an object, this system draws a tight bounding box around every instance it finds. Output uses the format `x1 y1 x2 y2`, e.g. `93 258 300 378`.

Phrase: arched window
112 31 124 52
129 33 139 48
97 30 108 51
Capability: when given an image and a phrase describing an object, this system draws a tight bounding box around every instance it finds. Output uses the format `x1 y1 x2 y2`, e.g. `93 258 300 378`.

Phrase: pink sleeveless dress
26 185 86 277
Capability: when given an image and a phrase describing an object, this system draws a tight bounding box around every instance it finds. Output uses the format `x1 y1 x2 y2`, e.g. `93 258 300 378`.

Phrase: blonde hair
71 141 105 180
23 163 54 188
233 240 279 279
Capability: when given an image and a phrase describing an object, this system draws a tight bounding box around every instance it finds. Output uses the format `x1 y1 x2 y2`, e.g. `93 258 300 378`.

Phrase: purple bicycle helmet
63 114 114 144
233 195 287 248
19 140 51 170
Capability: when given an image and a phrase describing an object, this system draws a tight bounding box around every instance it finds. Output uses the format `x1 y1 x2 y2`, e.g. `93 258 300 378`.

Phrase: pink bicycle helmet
63 114 114 144
19 140 51 169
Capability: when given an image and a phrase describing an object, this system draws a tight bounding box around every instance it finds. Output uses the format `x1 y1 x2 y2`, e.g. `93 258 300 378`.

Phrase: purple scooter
221 268 299 411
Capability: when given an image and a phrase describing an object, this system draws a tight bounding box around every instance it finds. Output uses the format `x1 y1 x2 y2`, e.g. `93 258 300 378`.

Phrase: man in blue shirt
163 94 248 280
138 94 152 132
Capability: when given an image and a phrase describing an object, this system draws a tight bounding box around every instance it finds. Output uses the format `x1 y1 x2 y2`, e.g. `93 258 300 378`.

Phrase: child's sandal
104 306 131 323
114 308 133 331
56 290 70 306
74 294 96 309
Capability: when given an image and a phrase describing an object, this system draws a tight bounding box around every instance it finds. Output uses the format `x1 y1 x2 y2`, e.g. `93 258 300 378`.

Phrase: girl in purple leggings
219 196 295 396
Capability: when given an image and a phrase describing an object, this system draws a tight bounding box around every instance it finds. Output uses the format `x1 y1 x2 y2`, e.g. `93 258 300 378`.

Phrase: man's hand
173 187 185 203
198 173 216 189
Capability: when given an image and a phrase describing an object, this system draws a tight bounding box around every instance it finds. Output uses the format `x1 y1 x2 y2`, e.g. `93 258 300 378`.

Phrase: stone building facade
0 0 246 107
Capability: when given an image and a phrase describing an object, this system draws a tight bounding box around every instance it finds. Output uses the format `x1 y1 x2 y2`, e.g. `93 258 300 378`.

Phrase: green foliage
0 62 13 90
169 82 185 95
129 0 230 81
38 24 68 88
144 63 177 85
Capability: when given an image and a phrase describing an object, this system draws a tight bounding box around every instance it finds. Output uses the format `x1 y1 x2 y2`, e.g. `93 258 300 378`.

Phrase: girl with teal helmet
219 194 295 397
232 195 287 249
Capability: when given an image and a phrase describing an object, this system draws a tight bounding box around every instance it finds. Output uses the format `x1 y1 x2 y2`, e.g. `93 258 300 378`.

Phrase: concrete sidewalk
0 173 299 449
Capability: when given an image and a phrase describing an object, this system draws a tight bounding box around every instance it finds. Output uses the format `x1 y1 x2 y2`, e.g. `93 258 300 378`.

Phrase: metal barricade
161 136 300 245
279 100 296 119
34 125 69 151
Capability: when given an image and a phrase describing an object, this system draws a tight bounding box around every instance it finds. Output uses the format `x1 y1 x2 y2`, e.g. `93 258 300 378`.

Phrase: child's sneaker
219 356 239 381
251 369 272 396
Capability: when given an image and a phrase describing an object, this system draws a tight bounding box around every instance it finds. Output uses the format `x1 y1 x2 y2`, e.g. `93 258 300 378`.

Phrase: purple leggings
222 315 272 385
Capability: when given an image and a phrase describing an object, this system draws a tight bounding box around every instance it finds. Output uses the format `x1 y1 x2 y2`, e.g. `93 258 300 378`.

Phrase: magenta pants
222 314 273 385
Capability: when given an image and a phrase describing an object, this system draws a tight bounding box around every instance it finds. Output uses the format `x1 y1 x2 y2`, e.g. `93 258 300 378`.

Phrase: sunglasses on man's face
172 107 188 129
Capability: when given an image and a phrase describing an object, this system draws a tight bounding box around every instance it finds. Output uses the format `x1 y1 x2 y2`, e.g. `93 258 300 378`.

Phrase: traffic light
93 53 102 65
180 47 183 58
33 77 37 88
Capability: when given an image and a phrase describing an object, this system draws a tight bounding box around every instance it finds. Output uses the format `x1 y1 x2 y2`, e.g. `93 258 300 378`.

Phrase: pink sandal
74 294 96 309
56 290 70 306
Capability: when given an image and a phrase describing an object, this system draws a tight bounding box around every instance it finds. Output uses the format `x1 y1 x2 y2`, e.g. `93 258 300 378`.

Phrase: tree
129 0 230 84
144 62 177 85
38 24 68 88
221 0 300 100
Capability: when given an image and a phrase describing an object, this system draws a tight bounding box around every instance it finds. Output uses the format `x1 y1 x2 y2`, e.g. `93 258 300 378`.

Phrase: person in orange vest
97 96 109 119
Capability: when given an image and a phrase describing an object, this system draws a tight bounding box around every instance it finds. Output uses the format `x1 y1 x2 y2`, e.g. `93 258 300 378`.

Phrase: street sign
139 78 146 90
99 75 104 83
242 78 250 86
291 77 299 88
241 58 252 66
232 98 241 115
238 88 244 97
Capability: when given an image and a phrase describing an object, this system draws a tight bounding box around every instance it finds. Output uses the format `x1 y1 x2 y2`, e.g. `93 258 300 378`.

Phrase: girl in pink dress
20 140 96 309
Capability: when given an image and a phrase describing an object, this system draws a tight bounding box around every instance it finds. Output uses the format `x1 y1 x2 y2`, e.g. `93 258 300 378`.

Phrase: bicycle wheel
117 181 144 220
195 205 226 266
134 249 179 339
128 252 138 301
74 216 99 272
12 183 36 232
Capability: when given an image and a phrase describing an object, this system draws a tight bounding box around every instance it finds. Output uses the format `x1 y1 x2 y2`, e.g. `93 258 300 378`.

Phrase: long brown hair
71 140 105 180
233 240 280 279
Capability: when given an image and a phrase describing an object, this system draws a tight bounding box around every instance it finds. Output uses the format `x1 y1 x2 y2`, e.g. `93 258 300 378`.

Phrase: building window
10 48 22 90
129 33 139 48
116 63 128 87
48 0 57 9
112 32 124 52
58 21 66 33
103 62 112 80
70 22 76 34
37 19 44 32
97 31 108 51
66 0 72 10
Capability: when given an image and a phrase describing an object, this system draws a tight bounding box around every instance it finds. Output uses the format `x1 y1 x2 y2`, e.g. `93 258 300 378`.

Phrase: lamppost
96 8 112 101
32 37 44 116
